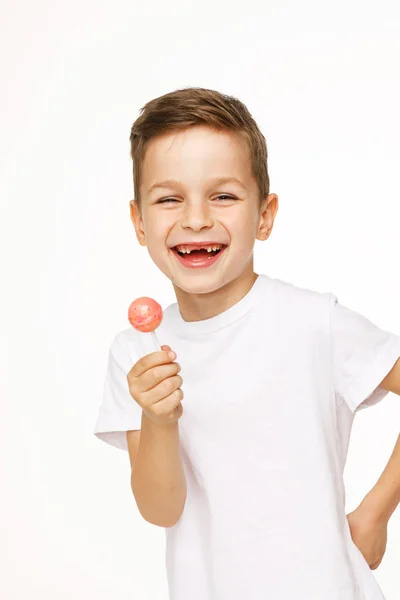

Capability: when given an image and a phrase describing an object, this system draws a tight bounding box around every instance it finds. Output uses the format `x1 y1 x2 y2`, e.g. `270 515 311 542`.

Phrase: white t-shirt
94 274 400 600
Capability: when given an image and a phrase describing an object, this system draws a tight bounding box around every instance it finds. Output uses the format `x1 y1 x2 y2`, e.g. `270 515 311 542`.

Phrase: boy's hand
127 344 184 427
346 505 388 570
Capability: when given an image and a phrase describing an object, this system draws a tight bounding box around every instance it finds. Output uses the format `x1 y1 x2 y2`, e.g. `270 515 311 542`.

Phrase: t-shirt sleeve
93 330 142 451
329 293 400 413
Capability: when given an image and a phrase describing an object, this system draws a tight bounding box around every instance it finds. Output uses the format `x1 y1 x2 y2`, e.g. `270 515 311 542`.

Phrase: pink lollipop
128 297 163 351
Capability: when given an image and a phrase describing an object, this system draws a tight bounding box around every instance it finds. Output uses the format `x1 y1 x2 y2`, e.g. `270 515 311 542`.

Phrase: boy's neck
172 268 259 323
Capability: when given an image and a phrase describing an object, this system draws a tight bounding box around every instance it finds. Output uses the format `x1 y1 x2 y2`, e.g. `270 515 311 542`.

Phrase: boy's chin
171 274 228 296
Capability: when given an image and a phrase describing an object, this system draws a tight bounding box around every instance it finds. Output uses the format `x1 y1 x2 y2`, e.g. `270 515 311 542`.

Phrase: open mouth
173 245 226 258
170 244 228 268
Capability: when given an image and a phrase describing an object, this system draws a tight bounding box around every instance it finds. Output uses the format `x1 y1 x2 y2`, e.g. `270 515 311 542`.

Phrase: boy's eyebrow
147 176 248 194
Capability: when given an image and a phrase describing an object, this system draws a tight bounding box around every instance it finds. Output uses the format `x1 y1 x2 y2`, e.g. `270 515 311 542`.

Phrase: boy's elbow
148 517 180 528
140 507 185 528
133 492 187 528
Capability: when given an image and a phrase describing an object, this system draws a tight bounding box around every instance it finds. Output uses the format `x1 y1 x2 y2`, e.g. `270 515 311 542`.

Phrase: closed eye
157 195 237 204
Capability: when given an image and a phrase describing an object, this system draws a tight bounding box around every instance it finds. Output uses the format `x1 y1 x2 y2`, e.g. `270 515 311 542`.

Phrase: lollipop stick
150 330 162 352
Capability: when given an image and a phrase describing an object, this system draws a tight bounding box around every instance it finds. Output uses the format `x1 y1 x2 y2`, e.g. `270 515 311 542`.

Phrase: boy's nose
180 203 214 231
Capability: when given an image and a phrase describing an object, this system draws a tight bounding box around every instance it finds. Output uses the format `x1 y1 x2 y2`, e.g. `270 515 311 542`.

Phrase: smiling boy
94 87 400 600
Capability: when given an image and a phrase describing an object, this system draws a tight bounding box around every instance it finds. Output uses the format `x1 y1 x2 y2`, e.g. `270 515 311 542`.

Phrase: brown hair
129 87 270 211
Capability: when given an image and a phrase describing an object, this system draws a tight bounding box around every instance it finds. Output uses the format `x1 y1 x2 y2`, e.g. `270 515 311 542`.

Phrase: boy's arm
129 411 187 528
358 357 400 521
379 356 400 395
360 433 400 522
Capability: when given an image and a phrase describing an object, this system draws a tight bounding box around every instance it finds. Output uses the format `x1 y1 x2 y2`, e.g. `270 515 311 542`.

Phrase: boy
94 87 400 599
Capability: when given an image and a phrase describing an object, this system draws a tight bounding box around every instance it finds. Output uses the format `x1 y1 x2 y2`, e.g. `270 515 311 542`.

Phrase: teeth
176 244 223 254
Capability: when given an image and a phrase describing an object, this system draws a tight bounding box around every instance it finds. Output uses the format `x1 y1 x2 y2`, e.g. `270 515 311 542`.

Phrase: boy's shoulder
261 273 334 308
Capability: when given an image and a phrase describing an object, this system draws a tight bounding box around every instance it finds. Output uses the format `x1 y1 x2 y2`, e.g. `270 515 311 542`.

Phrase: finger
141 374 183 407
129 349 176 379
150 389 184 416
140 362 181 392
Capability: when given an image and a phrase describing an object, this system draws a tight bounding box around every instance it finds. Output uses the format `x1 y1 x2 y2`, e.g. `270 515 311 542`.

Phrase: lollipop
128 297 163 351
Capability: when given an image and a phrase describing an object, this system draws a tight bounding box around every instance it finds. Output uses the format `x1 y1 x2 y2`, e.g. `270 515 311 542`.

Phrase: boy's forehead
145 125 246 156
141 126 253 191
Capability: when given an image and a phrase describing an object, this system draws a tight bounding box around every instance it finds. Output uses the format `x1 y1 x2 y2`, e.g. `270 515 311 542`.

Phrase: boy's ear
256 193 279 241
129 199 147 246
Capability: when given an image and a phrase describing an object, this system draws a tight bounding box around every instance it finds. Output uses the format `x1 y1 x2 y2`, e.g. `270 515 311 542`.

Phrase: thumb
161 344 172 351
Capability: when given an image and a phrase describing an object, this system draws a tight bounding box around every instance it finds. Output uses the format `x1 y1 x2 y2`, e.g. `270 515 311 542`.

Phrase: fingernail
168 351 176 360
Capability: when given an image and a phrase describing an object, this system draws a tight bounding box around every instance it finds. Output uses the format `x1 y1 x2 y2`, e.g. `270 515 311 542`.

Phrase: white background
1 0 400 598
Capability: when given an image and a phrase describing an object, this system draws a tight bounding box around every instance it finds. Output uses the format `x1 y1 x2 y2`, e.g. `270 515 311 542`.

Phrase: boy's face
130 125 278 297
